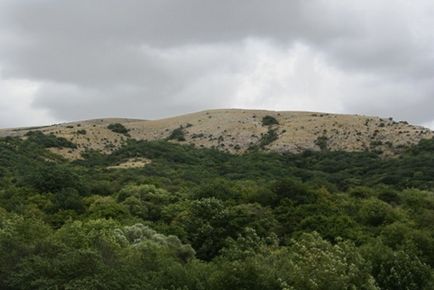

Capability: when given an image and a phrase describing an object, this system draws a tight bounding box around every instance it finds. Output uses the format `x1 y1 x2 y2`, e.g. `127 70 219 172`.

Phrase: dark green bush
258 129 278 148
107 123 129 135
315 136 329 151
262 115 279 126
25 131 76 148
167 127 186 141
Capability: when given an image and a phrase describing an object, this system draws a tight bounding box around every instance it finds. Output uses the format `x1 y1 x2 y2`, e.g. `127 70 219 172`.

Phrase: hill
0 126 433 289
0 109 432 159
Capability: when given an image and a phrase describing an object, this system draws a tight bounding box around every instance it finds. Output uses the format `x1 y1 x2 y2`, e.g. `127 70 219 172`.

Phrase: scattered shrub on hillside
168 127 186 141
192 133 204 139
315 136 329 151
262 115 279 126
25 131 77 148
370 140 383 147
258 129 278 148
77 129 87 135
107 123 130 136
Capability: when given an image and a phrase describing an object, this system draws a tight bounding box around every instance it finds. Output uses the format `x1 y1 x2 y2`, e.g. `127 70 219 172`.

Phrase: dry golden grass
107 158 152 169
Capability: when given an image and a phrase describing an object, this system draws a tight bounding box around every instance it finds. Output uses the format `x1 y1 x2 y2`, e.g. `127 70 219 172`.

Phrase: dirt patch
107 158 152 169
48 148 84 160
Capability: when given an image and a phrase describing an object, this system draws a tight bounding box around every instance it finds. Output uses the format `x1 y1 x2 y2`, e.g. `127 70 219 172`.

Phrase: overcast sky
0 0 433 129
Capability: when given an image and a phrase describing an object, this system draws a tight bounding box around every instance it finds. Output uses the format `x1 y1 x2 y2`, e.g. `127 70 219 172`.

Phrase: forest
0 132 433 289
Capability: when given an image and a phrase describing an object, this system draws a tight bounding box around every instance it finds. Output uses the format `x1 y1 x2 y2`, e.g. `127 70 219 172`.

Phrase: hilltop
1 109 432 159
1 109 434 289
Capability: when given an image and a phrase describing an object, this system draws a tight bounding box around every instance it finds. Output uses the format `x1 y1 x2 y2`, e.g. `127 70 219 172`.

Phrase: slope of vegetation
0 135 433 289
25 130 77 148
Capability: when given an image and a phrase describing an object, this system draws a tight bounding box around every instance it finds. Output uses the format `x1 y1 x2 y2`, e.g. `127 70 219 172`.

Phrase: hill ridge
1 109 432 159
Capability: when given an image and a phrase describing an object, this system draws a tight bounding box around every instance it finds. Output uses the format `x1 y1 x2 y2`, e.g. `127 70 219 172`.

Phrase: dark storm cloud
0 0 433 127
4 0 351 46
0 0 347 85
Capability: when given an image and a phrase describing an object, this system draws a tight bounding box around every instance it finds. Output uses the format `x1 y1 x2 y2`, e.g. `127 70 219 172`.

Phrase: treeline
0 134 433 289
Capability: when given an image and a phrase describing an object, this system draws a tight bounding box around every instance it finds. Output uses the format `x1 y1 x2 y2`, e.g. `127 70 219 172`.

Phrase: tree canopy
0 135 433 289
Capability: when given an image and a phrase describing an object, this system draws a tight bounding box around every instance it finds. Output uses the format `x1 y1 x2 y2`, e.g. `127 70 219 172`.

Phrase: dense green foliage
25 131 77 148
0 135 434 289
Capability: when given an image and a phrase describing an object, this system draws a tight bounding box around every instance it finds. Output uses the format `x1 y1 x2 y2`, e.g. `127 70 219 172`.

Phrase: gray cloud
0 0 433 128
4 0 352 46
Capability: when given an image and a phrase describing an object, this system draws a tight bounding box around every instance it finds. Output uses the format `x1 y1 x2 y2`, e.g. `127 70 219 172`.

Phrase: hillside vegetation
1 109 432 159
0 131 433 289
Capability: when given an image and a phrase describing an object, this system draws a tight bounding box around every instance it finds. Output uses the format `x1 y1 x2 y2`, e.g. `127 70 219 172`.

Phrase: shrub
25 131 76 148
378 190 400 205
107 123 129 135
262 115 279 126
22 164 82 193
358 199 393 227
168 127 186 141
258 129 278 148
315 136 328 151
370 140 383 147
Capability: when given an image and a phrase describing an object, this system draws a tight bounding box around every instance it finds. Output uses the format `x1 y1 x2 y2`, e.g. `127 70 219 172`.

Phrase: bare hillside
1 109 432 159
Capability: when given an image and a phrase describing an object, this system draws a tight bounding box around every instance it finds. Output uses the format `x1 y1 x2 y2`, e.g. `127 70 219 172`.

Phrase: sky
0 0 433 129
